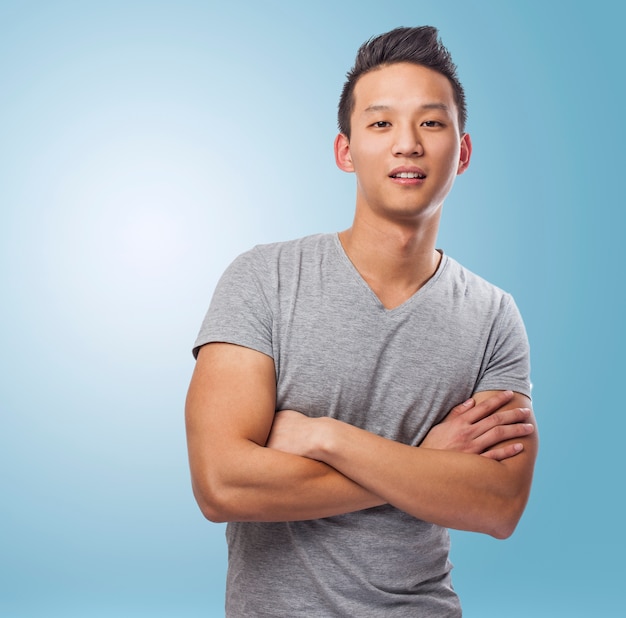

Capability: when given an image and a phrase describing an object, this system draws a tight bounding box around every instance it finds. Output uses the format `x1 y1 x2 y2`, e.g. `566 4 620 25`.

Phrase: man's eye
372 121 390 128
422 120 442 127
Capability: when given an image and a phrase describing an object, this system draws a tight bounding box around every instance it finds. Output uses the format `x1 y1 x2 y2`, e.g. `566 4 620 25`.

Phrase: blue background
1 1 624 616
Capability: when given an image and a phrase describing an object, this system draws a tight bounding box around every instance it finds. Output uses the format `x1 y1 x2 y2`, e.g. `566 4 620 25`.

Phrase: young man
186 26 538 616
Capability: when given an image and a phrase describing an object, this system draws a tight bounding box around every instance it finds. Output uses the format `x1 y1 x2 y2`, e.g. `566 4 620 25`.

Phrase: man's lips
389 167 426 181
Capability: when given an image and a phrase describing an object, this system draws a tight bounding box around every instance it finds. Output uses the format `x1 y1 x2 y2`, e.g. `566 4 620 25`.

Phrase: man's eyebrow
363 102 452 113
363 104 391 113
421 102 451 112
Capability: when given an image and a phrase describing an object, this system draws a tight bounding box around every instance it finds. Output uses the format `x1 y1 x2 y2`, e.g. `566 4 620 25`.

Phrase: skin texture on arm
268 391 538 539
186 342 536 528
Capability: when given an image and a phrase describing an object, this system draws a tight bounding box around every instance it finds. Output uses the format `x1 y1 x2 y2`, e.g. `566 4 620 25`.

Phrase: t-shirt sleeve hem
192 333 274 360
473 380 532 401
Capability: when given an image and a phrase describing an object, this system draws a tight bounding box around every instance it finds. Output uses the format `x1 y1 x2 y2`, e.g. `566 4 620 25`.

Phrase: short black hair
338 26 467 138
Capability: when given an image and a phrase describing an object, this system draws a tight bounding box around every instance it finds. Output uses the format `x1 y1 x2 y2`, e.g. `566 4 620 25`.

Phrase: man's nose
392 126 423 157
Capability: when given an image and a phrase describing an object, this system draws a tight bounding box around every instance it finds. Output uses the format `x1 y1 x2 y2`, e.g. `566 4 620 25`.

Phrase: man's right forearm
190 437 385 523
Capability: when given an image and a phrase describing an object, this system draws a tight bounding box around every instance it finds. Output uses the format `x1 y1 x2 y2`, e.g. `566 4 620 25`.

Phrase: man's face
335 62 471 225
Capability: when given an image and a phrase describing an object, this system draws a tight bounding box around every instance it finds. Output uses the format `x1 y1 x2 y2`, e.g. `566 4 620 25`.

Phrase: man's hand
266 410 319 458
420 391 534 460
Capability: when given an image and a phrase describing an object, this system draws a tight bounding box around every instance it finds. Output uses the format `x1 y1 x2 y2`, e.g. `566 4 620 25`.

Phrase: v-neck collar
331 233 448 315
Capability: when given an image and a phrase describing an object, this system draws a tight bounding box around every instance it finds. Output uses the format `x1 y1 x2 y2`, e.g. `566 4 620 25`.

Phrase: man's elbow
196 497 229 524
486 491 530 540
488 442 537 539
191 476 239 524
488 516 519 540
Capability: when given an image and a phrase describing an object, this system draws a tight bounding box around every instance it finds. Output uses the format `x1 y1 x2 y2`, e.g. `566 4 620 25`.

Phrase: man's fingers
444 390 513 422
480 442 524 462
464 391 515 423
445 397 476 419
476 406 532 436
431 392 533 456
474 420 534 454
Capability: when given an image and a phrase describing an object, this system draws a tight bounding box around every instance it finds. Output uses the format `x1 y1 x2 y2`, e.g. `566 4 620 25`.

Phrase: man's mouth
391 172 425 179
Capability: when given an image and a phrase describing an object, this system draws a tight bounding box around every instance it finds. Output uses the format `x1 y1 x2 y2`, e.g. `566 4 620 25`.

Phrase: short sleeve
474 294 532 399
192 248 274 359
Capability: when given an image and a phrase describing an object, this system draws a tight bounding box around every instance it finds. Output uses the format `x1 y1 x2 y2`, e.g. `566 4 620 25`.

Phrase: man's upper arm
187 340 276 446
185 342 276 512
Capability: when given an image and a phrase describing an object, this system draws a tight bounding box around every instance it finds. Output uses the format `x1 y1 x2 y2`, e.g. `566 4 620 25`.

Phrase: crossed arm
185 342 538 539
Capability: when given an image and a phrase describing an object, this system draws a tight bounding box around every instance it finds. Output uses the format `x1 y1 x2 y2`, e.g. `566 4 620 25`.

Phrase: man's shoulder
221 233 338 290
246 233 335 259
229 233 337 276
440 254 514 307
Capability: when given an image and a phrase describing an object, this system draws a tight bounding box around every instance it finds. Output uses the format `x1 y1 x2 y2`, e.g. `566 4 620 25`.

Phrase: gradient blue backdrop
1 1 624 616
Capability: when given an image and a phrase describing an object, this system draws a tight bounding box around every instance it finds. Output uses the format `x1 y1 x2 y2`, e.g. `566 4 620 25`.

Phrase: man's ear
457 132 472 175
334 133 354 172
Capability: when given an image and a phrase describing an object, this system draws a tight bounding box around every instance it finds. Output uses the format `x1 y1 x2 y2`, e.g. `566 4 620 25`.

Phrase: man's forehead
352 64 457 113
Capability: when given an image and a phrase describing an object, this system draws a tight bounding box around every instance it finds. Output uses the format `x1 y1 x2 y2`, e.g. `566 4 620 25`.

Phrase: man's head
338 26 467 139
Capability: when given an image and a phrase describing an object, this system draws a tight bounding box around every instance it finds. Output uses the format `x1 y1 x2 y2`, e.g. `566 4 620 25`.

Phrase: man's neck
338 215 442 310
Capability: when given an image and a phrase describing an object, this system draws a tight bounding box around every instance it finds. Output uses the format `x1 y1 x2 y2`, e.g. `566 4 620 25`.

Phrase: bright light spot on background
117 208 185 275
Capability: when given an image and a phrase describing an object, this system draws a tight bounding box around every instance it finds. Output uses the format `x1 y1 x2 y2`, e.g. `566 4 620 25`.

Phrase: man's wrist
309 416 337 462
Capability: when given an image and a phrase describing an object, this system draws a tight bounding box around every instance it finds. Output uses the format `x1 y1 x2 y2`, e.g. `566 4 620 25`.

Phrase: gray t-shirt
194 233 531 617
